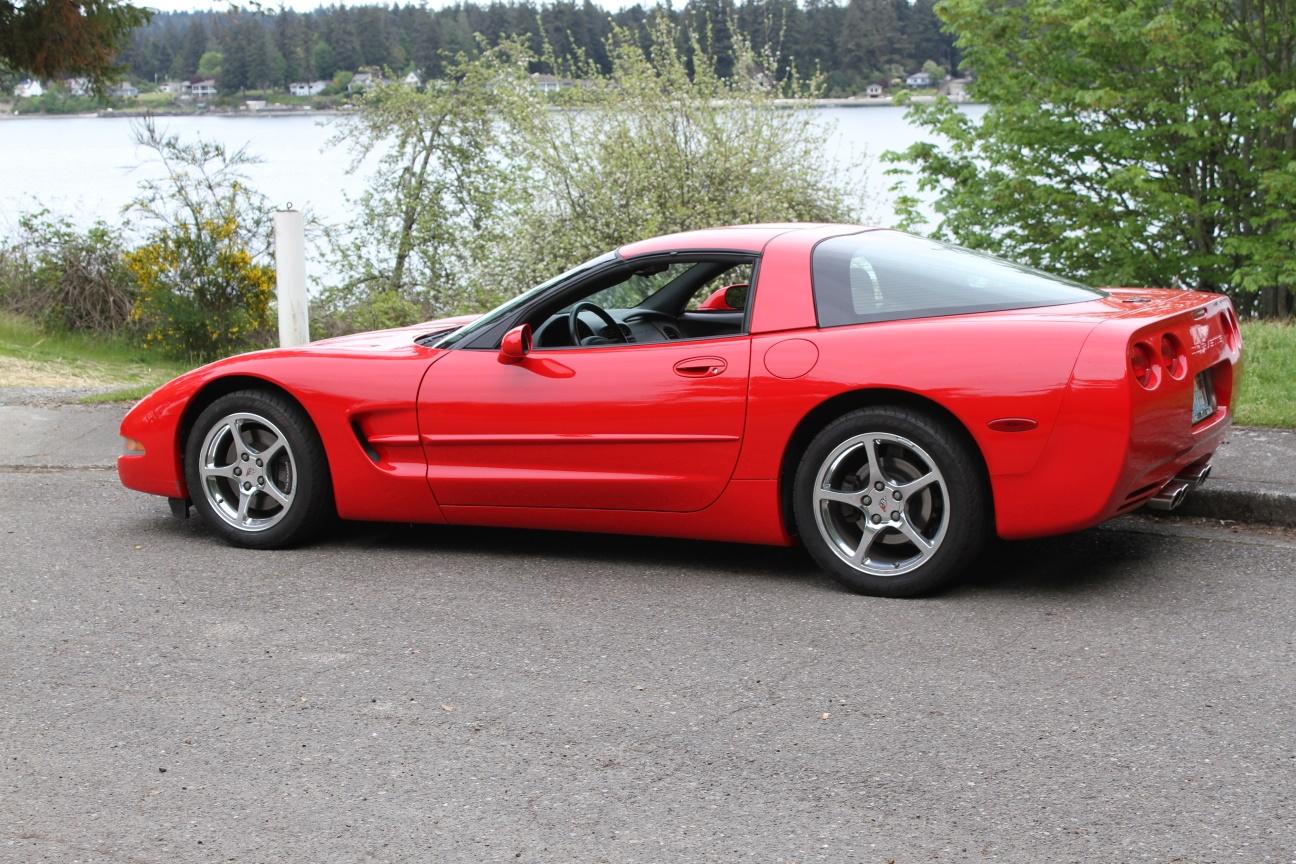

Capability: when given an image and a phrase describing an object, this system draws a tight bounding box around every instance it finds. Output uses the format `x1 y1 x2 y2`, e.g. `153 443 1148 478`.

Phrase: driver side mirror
723 283 749 311
498 323 532 364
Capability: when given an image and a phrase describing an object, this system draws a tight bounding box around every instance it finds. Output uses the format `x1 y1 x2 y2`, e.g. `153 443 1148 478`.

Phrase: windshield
434 251 618 349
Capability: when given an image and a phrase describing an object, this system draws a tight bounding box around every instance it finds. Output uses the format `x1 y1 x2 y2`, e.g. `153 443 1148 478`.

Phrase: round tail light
1222 308 1242 351
1130 341 1159 389
1160 333 1187 379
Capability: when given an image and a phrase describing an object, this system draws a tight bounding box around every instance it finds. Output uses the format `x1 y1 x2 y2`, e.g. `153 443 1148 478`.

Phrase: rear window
811 231 1104 327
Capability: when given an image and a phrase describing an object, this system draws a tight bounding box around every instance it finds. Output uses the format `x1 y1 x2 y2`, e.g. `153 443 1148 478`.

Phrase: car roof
617 223 880 258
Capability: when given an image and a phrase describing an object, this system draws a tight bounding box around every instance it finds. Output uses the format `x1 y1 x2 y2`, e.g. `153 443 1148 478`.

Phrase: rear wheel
184 389 333 549
792 406 989 597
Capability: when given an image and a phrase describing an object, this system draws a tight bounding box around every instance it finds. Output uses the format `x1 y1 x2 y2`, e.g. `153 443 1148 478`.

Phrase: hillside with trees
113 0 957 97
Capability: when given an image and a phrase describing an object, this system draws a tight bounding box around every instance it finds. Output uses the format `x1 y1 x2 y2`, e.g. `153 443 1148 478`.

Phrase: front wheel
184 389 333 549
792 406 990 597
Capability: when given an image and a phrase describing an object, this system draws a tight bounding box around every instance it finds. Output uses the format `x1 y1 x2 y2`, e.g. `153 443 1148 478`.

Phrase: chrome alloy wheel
812 432 950 577
198 411 298 532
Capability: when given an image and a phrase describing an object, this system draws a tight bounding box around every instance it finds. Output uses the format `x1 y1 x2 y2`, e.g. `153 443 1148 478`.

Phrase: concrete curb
1174 481 1296 528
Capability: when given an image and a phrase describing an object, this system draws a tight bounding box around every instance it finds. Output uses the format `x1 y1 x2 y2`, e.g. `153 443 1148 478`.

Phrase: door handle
673 357 727 378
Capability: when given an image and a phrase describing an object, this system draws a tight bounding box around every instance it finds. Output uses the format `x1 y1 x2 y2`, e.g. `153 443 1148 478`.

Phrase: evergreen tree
175 17 207 79
118 0 972 97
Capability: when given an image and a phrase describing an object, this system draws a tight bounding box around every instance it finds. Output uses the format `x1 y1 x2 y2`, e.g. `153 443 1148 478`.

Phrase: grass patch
0 312 191 400
79 382 172 404
1235 321 1296 428
1 312 1291 424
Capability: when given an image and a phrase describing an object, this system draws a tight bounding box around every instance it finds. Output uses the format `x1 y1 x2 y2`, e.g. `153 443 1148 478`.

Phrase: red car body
118 224 1241 547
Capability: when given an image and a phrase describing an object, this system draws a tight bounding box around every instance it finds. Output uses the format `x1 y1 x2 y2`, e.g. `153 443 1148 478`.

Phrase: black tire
184 389 334 549
792 406 990 597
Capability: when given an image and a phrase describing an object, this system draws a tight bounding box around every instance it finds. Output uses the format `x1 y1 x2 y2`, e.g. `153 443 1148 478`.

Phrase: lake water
0 105 985 284
0 106 985 226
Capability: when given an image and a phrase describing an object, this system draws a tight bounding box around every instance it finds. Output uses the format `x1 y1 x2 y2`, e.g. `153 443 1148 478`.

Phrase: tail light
1160 333 1187 380
1222 308 1242 351
1129 341 1159 389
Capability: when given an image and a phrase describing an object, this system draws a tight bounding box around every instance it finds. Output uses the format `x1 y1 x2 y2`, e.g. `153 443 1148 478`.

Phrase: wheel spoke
815 487 861 510
851 525 886 565
895 471 938 497
229 418 251 459
864 437 884 484
262 481 292 508
235 489 252 524
254 436 285 462
897 519 935 560
200 463 238 479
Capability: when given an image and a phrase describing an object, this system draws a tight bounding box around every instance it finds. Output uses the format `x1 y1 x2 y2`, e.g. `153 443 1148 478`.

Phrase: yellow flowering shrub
125 215 274 360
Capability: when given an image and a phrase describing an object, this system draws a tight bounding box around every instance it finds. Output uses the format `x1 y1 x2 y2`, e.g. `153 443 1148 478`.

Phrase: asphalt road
3 466 1295 863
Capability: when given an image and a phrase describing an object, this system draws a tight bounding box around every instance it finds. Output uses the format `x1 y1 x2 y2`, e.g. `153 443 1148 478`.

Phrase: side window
812 230 1103 327
573 262 694 311
526 255 758 349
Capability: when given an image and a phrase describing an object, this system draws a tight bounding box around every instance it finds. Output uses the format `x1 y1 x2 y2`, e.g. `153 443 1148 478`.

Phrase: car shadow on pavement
354 519 827 585
134 509 1160 598
959 527 1163 597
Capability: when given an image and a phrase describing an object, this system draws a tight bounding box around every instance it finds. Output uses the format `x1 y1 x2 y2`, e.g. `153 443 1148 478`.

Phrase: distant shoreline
1 94 978 120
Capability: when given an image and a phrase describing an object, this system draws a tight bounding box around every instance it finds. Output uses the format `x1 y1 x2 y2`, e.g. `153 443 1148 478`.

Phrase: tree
408 13 441 78
0 0 150 89
320 19 865 331
497 15 861 291
323 44 531 327
219 24 247 92
838 0 900 86
196 48 222 79
275 10 310 84
920 58 945 82
310 39 336 80
888 0 1296 317
174 17 208 79
326 9 362 73
908 0 954 73
124 118 275 359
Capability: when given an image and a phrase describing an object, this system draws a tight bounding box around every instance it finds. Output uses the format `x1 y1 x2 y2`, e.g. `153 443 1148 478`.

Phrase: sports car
118 225 1242 596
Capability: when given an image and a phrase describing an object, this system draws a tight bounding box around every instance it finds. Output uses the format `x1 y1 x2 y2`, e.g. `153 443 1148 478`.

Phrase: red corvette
118 225 1242 596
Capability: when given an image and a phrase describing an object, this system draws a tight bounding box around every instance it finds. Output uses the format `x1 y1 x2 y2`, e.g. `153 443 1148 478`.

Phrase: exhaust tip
1147 480 1191 511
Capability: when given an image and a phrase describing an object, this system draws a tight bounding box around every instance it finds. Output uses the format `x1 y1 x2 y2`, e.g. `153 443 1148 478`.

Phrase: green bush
0 211 138 334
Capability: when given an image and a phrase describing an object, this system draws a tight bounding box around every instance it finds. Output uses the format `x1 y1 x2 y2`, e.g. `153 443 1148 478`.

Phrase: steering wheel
568 302 629 346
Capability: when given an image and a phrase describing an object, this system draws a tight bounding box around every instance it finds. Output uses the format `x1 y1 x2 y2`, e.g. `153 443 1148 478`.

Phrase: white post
274 208 309 347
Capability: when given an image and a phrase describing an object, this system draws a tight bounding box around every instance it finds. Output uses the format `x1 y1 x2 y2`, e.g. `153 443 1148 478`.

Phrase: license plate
1192 370 1217 424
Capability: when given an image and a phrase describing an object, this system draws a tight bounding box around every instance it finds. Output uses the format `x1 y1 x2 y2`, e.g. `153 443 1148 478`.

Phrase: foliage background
107 0 955 98
887 0 1296 317
316 19 865 332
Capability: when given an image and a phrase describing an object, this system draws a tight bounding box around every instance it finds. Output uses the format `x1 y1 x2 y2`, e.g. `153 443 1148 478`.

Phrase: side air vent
351 421 380 462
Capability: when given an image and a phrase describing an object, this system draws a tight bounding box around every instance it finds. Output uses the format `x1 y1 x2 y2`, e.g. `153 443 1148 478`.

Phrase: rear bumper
993 292 1240 540
994 408 1231 539
1114 406 1230 516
